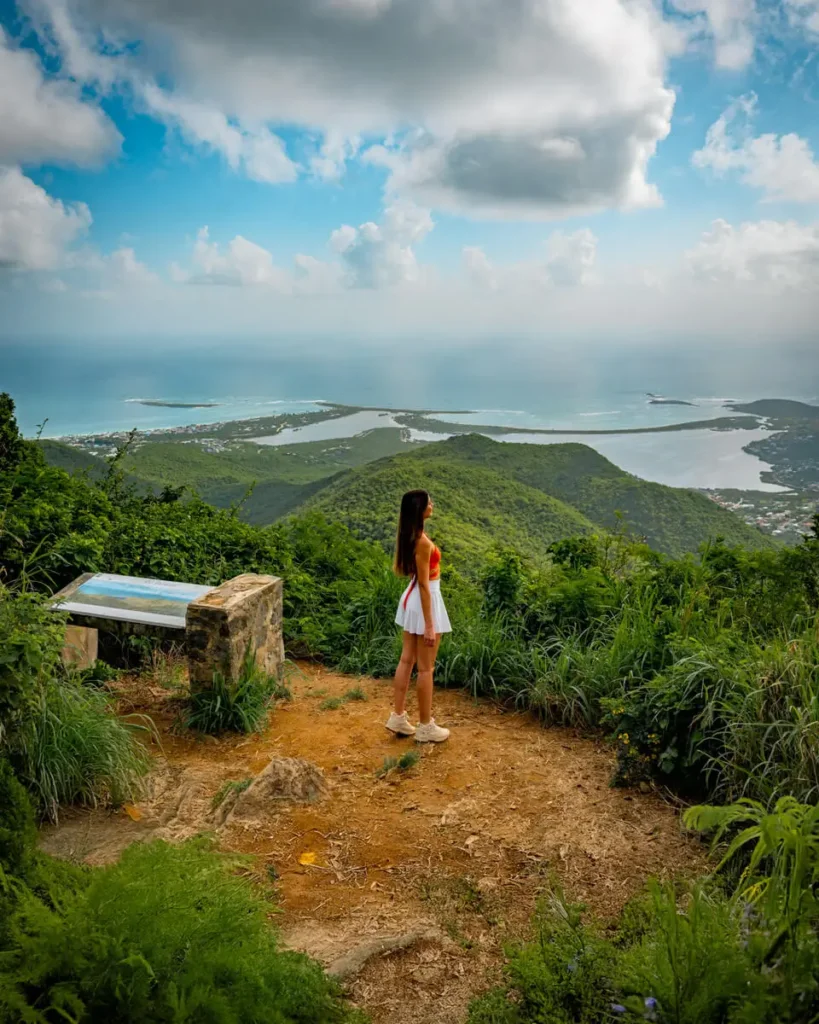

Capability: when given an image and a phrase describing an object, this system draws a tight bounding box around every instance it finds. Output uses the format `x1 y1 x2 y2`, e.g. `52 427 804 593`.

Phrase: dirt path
40 663 704 1023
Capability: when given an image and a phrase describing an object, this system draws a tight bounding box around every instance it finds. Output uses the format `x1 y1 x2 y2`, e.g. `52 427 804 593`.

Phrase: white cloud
174 201 433 293
139 85 298 185
0 25 119 167
693 94 819 203
293 252 344 293
462 229 598 290
0 165 91 270
330 200 433 287
310 131 361 182
545 229 598 286
106 247 159 287
670 0 756 70
23 0 678 218
784 0 819 35
462 246 498 290
685 218 819 289
184 227 293 291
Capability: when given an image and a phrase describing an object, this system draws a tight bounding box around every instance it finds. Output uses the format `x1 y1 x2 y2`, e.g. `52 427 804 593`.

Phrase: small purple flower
567 957 578 973
644 997 657 1009
611 1005 627 1015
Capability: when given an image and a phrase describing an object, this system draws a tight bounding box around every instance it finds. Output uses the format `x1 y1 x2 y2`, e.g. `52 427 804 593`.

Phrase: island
646 394 696 407
129 401 221 409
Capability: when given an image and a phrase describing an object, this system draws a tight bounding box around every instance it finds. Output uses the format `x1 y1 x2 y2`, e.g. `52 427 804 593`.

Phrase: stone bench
51 572 284 690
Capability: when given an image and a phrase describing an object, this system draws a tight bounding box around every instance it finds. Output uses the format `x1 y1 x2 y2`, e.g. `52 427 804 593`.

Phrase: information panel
51 573 214 629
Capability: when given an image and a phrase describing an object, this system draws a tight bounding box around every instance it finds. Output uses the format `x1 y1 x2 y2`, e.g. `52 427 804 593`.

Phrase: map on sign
51 573 214 629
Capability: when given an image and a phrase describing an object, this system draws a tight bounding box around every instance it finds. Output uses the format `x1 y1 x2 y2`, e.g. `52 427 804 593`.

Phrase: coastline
48 400 763 444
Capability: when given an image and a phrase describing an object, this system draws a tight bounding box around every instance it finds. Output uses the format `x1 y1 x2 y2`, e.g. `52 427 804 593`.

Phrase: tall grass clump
185 646 280 735
705 630 819 805
0 839 362 1024
14 680 150 821
0 585 150 820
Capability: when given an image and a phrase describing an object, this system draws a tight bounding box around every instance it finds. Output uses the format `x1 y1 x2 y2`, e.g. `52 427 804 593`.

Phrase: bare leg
416 634 442 725
393 631 417 716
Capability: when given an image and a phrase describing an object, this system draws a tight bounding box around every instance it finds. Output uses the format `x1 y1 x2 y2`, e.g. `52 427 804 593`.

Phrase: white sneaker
415 719 450 744
385 711 416 737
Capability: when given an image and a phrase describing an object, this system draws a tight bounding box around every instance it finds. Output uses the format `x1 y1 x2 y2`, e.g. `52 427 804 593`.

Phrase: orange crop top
429 543 441 580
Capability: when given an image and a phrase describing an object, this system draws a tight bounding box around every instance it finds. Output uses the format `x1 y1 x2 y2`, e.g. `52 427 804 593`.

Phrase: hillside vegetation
42 429 776 559
41 430 422 524
303 434 776 562
303 449 598 569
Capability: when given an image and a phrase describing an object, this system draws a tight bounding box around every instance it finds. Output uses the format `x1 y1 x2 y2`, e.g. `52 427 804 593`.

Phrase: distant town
704 489 817 544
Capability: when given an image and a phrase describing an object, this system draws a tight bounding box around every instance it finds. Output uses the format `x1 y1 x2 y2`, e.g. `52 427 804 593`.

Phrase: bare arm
415 537 435 646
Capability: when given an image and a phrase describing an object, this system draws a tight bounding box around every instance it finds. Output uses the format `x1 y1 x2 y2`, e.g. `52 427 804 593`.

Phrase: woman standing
385 489 451 743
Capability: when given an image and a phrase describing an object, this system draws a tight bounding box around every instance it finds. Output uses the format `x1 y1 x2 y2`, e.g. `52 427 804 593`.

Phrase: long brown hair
394 489 429 577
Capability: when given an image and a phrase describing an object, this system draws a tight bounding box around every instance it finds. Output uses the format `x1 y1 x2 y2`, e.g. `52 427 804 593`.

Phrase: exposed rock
327 931 435 979
213 756 327 826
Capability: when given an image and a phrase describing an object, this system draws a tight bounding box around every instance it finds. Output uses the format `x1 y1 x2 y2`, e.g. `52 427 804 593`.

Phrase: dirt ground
40 662 705 1024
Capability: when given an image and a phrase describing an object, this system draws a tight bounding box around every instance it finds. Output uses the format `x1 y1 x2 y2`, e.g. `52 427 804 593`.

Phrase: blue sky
1 0 818 345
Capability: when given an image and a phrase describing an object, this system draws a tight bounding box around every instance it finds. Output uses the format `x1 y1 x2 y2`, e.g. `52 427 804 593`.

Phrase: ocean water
2 337 816 490
4 337 817 438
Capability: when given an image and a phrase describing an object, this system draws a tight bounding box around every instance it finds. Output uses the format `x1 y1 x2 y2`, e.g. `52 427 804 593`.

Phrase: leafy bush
0 759 36 880
481 548 523 617
467 889 617 1024
468 878 817 1024
684 796 819 943
0 587 65 747
0 839 362 1024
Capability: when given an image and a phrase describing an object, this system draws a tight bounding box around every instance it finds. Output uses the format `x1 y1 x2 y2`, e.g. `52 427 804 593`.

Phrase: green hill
728 399 819 422
302 434 776 563
302 449 598 570
40 430 420 524
37 440 110 479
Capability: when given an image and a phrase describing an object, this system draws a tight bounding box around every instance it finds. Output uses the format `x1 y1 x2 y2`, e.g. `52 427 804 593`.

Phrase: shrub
468 880 813 1024
0 839 361 1023
0 759 35 881
481 548 523 617
467 889 616 1024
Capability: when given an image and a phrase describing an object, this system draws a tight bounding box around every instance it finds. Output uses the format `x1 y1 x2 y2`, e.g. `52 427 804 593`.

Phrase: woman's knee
398 652 416 671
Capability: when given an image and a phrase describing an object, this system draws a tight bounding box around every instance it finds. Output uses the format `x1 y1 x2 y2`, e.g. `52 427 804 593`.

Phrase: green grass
319 688 368 710
376 750 421 778
319 696 345 711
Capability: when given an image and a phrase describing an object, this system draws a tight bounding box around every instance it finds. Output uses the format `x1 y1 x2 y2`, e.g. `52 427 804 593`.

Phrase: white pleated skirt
395 578 452 635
